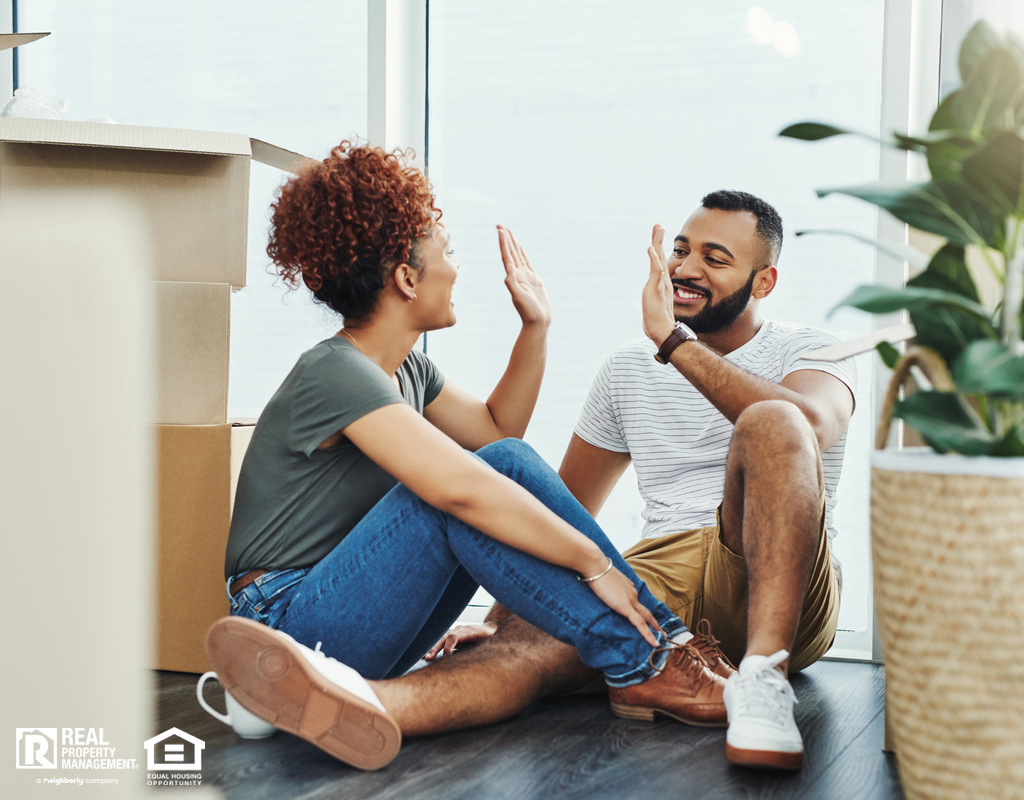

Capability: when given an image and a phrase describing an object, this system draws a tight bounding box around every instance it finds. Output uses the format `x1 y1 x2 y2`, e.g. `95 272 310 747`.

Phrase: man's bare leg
718 400 824 674
369 615 599 736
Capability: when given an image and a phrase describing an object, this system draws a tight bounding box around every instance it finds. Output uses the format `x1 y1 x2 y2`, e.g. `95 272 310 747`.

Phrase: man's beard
674 268 758 333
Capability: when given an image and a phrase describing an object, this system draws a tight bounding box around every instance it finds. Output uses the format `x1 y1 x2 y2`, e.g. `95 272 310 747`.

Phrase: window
16 0 368 417
10 1 949 660
426 0 887 655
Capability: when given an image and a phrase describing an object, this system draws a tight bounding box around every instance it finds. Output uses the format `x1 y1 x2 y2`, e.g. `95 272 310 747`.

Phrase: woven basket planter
871 449 1024 800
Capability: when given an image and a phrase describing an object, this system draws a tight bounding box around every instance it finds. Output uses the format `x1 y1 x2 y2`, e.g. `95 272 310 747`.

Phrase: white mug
197 672 277 739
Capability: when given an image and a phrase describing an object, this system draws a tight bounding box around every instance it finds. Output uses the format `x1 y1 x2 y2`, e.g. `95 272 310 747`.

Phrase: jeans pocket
229 569 310 628
229 593 268 624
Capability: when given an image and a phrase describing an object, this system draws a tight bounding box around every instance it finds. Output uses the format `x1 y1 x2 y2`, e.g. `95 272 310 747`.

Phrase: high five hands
642 224 677 346
497 225 552 328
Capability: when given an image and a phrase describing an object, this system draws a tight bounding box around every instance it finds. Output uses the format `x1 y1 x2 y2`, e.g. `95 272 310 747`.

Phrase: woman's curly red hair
267 141 442 320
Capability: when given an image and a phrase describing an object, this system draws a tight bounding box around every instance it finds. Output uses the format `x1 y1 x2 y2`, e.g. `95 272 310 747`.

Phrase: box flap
250 138 318 175
0 32 49 52
0 117 252 157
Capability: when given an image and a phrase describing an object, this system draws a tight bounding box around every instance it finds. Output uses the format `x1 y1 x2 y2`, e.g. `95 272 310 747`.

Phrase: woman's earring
408 294 416 303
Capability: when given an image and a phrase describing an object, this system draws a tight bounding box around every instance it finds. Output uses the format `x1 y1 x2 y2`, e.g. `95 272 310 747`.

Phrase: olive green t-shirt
224 337 445 579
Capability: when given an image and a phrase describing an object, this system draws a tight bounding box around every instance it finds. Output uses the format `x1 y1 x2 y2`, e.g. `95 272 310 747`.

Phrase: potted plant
780 20 1024 800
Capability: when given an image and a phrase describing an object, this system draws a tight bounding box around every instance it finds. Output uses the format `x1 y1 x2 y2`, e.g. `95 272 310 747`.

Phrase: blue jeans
228 438 685 686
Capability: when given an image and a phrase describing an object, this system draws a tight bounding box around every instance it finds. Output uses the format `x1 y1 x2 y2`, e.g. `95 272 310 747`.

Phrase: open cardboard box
0 118 316 287
0 114 316 425
0 32 49 51
155 421 257 674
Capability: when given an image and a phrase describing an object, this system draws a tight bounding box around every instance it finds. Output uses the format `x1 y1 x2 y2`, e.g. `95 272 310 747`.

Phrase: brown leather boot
607 643 727 727
690 619 738 681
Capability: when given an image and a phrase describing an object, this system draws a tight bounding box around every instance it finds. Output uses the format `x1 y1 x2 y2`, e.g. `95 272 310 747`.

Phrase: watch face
654 325 691 363
676 323 696 341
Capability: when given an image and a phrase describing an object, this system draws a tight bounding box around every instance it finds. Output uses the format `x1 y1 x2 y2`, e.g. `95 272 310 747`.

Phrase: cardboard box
0 32 49 51
156 281 230 424
155 421 256 674
0 118 316 287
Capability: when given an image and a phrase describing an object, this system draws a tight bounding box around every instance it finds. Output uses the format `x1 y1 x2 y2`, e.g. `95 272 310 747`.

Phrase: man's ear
392 263 419 302
753 265 777 299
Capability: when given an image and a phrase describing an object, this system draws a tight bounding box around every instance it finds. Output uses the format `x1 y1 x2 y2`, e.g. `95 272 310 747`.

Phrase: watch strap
654 324 695 364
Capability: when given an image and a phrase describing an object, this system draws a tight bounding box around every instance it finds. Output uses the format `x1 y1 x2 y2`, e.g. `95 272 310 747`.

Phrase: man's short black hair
701 190 783 266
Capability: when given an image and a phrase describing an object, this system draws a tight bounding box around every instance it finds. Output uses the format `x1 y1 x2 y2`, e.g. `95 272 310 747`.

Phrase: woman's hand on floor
424 622 498 661
588 566 664 648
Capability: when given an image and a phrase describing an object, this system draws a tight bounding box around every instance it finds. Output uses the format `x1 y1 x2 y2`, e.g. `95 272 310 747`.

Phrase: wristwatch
654 322 697 364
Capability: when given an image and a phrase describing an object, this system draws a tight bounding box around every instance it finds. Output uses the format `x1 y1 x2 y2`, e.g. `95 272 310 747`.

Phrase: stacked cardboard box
0 104 315 672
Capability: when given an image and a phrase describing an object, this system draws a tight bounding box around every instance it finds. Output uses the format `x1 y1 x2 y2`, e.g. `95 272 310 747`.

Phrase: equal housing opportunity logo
143 728 205 787
143 728 205 771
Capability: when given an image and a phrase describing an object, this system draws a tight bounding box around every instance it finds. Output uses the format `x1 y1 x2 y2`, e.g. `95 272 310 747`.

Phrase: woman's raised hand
498 225 552 327
586 564 664 648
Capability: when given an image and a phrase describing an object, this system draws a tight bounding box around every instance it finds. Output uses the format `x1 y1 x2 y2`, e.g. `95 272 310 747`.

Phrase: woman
210 142 723 769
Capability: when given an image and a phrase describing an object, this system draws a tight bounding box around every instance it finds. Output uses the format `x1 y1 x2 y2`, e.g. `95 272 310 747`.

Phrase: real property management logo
16 729 58 769
15 727 141 770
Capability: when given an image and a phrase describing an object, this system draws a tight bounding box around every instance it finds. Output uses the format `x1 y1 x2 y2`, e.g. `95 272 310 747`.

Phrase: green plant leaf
958 20 1004 85
910 304 997 364
956 48 1022 134
905 244 988 365
931 89 970 131
952 340 1024 397
778 122 855 141
906 244 980 302
778 122 979 161
833 285 991 320
991 425 1024 456
794 229 930 270
961 131 1024 215
894 130 979 176
895 129 977 148
876 340 901 369
817 181 1000 248
927 91 979 180
892 391 996 455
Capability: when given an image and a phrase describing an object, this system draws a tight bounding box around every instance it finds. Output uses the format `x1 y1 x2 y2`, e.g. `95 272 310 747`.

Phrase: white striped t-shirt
575 320 857 548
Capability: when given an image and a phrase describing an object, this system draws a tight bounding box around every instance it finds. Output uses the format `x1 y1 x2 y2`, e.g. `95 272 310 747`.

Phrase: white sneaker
723 649 804 770
205 617 401 770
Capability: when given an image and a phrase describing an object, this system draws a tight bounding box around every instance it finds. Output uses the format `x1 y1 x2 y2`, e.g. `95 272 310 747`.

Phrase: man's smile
672 280 710 304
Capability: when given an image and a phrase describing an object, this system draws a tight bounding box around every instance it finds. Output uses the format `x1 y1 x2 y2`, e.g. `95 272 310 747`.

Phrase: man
207 190 855 772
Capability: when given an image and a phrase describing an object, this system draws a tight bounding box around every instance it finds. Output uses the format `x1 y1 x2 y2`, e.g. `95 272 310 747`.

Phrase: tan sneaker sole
725 742 803 771
205 617 402 770
609 699 728 728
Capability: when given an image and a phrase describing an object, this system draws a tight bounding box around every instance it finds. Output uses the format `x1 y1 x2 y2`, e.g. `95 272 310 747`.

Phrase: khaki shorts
622 496 840 674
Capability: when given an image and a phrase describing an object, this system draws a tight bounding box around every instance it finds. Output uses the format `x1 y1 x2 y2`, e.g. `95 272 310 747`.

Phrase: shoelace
691 620 728 666
304 641 343 673
734 650 798 725
304 641 386 713
647 642 716 687
311 641 340 666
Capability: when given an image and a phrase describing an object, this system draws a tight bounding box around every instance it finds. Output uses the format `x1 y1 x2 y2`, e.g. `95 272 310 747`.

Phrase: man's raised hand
642 224 676 346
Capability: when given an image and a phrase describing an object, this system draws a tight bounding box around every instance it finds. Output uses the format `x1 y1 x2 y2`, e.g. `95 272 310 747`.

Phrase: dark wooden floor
154 661 903 800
